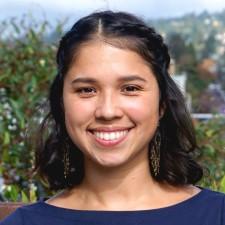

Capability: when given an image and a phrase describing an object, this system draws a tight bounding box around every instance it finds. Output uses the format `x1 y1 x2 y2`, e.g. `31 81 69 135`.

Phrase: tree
201 31 217 59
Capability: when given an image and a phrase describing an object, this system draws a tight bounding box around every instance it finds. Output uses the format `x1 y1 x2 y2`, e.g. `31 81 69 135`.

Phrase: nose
94 91 123 120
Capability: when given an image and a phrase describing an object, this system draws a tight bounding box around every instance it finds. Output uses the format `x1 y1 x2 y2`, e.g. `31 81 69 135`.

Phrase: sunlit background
1 0 225 113
1 0 225 20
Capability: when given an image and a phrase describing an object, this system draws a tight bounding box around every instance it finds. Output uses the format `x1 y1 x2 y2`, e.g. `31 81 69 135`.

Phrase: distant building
169 59 192 111
172 73 187 95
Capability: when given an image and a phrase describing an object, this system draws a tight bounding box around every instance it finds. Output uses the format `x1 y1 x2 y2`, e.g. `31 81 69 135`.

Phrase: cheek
122 96 160 122
63 97 95 128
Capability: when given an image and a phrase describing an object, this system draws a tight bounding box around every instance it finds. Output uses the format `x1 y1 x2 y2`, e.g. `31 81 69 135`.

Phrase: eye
121 85 142 95
75 87 96 97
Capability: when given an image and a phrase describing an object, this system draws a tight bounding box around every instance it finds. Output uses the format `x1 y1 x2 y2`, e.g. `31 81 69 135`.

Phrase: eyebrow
71 75 147 84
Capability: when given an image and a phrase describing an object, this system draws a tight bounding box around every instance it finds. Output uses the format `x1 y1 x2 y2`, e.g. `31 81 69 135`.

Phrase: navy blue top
1 187 225 225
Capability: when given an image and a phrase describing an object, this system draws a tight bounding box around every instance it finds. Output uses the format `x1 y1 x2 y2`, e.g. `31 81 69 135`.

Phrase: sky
1 0 225 24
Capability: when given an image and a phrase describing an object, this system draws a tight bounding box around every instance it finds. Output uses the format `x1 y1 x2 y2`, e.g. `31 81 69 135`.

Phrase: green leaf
219 175 225 193
29 187 37 202
206 129 214 138
3 131 10 145
21 191 29 203
4 185 19 201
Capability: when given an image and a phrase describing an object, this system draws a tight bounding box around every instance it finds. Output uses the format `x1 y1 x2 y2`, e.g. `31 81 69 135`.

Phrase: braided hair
35 11 203 190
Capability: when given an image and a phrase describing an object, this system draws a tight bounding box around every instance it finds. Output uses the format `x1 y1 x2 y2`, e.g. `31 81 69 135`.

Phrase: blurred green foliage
0 17 225 202
0 16 62 201
196 118 225 192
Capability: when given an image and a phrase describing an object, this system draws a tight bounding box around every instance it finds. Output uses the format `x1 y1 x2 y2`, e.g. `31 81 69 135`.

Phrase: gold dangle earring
150 129 161 177
63 141 70 180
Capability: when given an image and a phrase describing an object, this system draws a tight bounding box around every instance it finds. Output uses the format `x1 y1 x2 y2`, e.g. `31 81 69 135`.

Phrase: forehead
66 41 156 83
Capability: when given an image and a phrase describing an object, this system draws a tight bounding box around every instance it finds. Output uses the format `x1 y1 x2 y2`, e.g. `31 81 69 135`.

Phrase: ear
159 102 166 119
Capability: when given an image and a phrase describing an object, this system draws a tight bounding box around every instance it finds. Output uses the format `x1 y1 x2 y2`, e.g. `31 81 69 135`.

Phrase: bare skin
47 42 201 211
47 153 201 211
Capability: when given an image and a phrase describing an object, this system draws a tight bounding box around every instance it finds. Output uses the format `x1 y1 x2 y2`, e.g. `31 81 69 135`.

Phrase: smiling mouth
88 128 132 147
93 130 128 141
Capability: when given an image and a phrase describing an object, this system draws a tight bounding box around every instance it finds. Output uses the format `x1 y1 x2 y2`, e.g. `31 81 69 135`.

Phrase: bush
0 17 224 202
0 16 62 201
195 117 225 192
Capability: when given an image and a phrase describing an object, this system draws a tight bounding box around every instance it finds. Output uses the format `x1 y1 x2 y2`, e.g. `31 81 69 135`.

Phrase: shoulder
0 201 47 225
194 188 225 224
201 188 225 201
195 187 225 207
0 207 23 225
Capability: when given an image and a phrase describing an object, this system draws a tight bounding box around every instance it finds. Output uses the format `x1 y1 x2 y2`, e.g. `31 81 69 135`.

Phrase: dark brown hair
35 10 203 190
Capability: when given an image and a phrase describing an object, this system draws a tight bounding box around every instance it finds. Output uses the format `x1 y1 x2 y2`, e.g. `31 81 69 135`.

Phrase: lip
88 126 133 132
87 126 134 147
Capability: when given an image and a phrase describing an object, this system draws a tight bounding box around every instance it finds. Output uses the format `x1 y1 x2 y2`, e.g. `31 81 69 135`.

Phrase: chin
93 157 128 168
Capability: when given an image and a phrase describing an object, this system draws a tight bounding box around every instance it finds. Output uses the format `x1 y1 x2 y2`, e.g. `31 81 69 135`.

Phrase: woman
1 10 224 225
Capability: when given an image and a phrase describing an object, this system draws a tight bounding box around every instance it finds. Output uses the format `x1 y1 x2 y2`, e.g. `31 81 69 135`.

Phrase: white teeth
93 130 128 141
115 132 120 139
105 133 110 140
109 132 115 140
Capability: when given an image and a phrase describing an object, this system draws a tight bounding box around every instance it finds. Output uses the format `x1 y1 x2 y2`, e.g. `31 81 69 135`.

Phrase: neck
73 156 160 210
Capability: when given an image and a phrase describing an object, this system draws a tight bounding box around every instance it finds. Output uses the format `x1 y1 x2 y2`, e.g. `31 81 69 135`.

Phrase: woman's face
63 42 161 169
